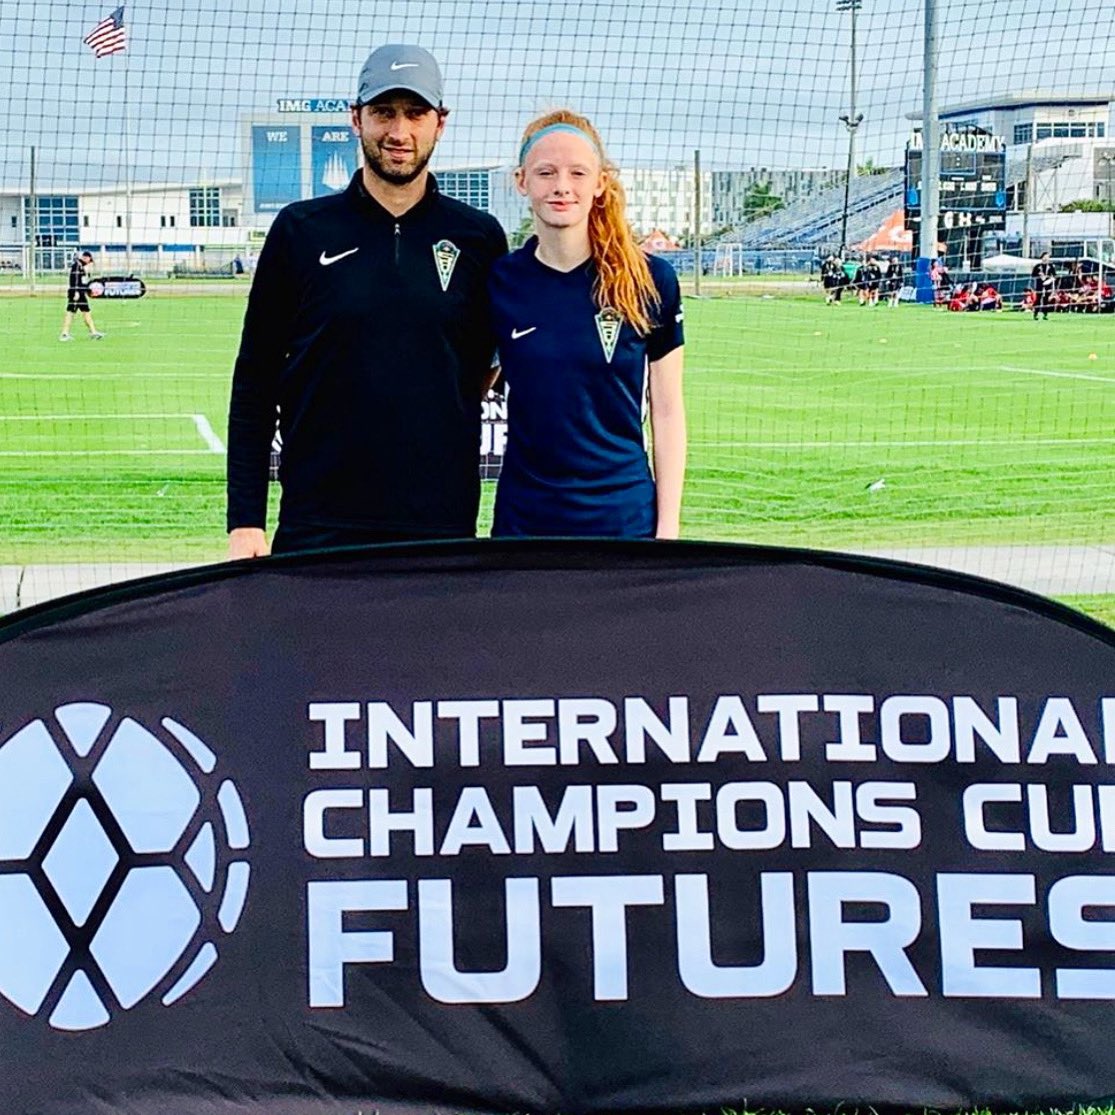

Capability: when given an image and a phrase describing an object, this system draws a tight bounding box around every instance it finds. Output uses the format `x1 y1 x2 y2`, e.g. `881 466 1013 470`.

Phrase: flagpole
84 7 131 282
122 11 134 276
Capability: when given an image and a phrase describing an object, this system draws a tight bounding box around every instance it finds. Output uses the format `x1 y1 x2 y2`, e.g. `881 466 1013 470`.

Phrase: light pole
839 112 864 254
916 0 940 302
836 0 864 254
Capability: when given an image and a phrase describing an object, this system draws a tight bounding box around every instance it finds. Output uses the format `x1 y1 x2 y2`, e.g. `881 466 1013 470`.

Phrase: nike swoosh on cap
510 327 537 339
319 248 360 266
390 61 419 70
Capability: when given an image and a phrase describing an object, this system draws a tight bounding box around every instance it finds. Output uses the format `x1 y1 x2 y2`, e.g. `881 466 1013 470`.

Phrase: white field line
0 412 225 455
999 364 1115 385
192 414 225 454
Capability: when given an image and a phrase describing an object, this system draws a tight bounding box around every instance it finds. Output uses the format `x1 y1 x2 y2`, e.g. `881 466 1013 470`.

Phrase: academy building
908 93 1115 253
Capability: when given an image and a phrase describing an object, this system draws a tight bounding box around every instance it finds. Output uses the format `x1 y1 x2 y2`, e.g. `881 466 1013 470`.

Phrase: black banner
270 389 506 483
2 541 1115 1113
89 276 147 299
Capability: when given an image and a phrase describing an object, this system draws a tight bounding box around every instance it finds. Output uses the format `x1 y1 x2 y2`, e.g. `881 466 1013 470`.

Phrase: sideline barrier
88 275 147 298
1 539 1114 1113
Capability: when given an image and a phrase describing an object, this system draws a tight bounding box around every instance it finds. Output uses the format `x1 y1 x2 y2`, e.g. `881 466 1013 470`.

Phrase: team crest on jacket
595 308 622 363
432 240 460 291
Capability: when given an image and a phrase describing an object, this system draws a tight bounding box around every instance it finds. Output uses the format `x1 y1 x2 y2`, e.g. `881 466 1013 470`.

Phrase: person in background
851 256 868 304
226 44 508 557
821 251 846 303
977 283 1002 311
1031 252 1057 320
884 256 904 307
855 256 881 306
947 282 976 312
1064 262 1091 311
930 258 952 308
1077 273 1100 312
59 250 104 341
488 109 686 539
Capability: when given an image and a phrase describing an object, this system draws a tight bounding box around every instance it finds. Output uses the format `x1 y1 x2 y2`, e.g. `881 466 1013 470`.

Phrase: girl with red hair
488 109 686 539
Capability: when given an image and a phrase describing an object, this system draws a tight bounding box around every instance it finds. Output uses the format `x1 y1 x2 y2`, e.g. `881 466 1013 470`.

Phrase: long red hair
518 109 659 336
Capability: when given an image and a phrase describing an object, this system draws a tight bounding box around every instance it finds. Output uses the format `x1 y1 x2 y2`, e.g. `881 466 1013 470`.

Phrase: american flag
83 6 126 58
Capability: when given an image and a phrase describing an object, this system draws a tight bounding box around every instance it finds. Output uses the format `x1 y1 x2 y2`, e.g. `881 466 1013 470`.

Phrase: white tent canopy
982 253 1040 270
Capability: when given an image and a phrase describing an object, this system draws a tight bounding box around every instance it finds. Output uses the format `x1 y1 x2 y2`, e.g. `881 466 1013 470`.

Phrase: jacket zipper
394 222 400 266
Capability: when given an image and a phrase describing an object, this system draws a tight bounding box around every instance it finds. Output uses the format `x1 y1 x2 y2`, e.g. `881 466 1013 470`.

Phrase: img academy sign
2 540 1115 1113
276 97 351 112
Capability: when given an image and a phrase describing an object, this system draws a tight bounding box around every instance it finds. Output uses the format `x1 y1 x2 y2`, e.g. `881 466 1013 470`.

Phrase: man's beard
362 138 435 186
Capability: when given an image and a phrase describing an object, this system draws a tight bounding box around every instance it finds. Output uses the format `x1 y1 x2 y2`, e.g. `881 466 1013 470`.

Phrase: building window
437 171 490 213
222 209 238 227
1053 123 1070 138
24 195 80 245
10 216 15 229
1036 124 1053 140
82 215 89 227
1013 123 1033 145
160 215 166 228
116 215 122 227
169 215 175 227
189 187 221 227
1100 123 1107 138
1071 123 1087 137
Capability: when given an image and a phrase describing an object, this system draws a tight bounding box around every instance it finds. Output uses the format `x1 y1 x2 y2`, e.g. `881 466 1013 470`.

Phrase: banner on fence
1 542 1114 1113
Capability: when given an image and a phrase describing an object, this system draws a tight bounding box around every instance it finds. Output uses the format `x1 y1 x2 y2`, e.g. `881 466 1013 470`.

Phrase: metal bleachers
717 170 904 251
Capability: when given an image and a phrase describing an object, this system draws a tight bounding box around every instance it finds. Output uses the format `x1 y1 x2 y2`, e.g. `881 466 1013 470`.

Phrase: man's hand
228 527 270 560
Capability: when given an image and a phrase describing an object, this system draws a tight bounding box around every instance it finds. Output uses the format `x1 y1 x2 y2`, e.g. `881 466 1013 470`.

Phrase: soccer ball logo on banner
0 704 251 1031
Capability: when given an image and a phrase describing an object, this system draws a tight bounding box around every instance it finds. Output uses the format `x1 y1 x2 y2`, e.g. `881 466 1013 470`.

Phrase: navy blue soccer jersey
488 241 683 538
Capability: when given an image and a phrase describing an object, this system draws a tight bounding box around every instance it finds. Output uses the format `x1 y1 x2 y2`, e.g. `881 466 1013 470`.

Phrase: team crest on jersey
595 308 622 363
432 240 460 291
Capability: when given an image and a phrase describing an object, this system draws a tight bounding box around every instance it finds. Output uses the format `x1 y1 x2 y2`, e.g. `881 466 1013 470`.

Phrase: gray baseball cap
355 44 443 108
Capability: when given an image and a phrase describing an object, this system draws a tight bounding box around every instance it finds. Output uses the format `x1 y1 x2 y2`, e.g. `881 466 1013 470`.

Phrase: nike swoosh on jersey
390 61 419 70
510 326 537 339
319 248 360 266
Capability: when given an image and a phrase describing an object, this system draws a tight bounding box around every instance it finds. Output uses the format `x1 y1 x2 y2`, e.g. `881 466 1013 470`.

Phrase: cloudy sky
0 0 1111 189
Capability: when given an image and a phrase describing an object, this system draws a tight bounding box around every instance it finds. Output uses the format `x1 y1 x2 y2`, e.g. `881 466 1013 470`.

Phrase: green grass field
1 286 1113 620
685 294 1114 543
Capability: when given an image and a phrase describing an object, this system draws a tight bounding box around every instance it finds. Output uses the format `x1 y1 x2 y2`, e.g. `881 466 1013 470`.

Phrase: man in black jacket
1031 252 1057 321
227 44 508 557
